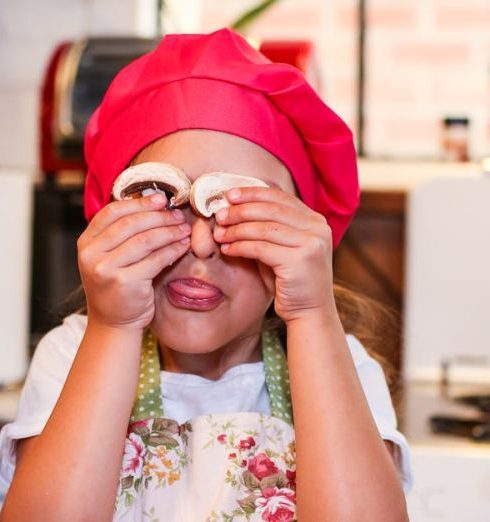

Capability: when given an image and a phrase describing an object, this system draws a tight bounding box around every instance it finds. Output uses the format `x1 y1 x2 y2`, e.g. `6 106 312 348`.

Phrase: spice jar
441 116 470 161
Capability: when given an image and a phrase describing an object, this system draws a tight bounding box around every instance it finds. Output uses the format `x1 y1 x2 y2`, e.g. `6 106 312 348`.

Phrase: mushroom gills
120 181 175 205
112 162 192 208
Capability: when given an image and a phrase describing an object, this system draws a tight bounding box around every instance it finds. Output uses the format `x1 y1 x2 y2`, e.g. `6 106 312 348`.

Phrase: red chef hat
84 28 359 248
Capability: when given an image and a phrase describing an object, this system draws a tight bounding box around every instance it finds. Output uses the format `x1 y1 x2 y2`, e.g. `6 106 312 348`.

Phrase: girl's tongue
167 278 222 299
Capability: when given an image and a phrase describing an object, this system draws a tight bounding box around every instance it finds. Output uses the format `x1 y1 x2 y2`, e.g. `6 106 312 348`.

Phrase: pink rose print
217 434 227 444
239 436 256 450
286 469 296 489
256 487 296 522
122 433 146 475
248 453 279 480
228 452 237 459
127 419 150 435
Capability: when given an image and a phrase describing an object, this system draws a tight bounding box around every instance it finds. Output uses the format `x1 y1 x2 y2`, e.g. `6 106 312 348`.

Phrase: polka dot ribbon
130 328 293 426
262 329 293 425
130 329 163 422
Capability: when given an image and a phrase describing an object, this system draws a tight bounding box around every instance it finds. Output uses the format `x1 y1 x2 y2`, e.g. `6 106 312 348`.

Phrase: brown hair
332 282 401 407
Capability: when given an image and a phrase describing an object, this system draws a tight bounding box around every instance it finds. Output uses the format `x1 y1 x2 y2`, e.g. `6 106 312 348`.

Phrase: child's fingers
90 209 185 253
216 201 325 231
226 186 305 211
84 194 169 238
105 224 191 267
220 240 292 269
214 221 308 248
120 238 191 281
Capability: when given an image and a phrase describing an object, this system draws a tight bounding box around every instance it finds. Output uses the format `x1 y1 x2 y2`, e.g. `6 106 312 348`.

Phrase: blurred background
1 1 490 520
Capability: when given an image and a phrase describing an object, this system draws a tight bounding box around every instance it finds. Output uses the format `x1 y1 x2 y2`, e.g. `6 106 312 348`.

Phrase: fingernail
216 208 228 222
180 236 191 245
214 226 224 239
172 209 184 220
151 194 166 204
228 188 240 201
179 223 191 233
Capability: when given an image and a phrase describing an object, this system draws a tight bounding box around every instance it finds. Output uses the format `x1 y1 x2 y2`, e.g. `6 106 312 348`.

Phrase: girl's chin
150 325 228 355
164 339 222 354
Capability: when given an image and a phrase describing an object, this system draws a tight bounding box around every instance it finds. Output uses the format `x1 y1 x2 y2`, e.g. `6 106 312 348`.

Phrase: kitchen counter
403 380 490 522
402 380 490 448
358 159 483 192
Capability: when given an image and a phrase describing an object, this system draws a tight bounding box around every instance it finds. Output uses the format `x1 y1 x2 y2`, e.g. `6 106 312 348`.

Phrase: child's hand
213 187 335 324
77 194 191 330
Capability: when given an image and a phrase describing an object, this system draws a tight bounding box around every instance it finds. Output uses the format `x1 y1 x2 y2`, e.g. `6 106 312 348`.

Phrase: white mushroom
190 172 269 217
112 162 191 208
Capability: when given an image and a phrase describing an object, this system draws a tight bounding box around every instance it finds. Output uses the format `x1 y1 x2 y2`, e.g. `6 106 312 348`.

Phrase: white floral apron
114 330 297 522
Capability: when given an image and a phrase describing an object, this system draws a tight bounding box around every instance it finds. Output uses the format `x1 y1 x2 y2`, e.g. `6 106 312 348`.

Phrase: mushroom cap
190 172 269 217
112 162 191 207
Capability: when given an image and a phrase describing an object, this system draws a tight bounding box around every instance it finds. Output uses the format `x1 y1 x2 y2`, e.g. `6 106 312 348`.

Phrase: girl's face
132 129 296 368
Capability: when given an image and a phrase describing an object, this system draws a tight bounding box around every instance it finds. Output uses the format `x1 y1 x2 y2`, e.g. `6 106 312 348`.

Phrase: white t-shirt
0 314 413 502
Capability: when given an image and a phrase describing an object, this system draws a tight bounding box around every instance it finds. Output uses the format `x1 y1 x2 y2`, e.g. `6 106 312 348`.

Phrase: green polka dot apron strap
130 327 293 425
130 328 164 422
262 329 293 426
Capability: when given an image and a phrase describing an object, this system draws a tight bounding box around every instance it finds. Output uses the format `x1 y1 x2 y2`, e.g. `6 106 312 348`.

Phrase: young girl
0 28 411 521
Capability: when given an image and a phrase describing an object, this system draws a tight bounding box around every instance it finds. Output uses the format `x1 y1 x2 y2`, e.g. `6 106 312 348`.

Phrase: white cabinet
0 169 33 384
407 445 490 522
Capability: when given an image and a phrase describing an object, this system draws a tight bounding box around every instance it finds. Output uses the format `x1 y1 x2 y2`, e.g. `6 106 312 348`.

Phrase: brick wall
364 0 490 159
196 0 490 160
1 0 489 166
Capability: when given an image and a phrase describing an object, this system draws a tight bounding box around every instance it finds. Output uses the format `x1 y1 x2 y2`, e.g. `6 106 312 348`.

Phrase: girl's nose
189 214 219 259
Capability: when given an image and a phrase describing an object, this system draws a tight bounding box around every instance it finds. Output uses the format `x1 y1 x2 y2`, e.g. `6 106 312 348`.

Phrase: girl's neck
159 331 263 381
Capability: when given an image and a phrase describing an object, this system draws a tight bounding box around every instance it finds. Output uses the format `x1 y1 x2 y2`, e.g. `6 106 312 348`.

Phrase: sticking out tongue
167 279 222 299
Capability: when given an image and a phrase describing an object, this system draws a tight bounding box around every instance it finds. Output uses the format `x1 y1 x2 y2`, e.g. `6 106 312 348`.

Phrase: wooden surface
333 189 406 371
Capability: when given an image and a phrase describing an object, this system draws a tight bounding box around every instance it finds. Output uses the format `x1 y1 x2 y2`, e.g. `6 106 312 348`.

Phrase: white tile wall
0 40 54 88
0 0 87 42
0 87 37 169
163 0 201 34
0 0 157 169
85 0 145 36
0 168 34 383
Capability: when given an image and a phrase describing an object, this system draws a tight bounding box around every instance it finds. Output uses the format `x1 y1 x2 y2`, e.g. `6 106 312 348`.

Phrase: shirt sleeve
0 314 87 500
346 334 413 493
